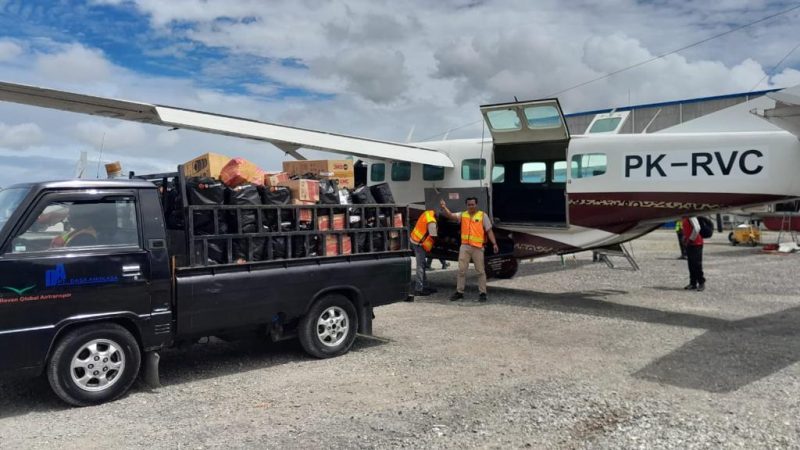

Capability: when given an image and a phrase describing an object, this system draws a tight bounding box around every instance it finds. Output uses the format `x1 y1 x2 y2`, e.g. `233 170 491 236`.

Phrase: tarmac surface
2 229 800 448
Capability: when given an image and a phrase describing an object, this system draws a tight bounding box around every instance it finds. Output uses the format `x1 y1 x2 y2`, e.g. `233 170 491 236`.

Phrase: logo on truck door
624 149 765 179
45 264 119 288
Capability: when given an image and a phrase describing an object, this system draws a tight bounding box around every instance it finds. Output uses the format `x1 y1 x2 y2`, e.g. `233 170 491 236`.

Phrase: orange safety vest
51 227 98 248
410 210 436 252
460 211 485 248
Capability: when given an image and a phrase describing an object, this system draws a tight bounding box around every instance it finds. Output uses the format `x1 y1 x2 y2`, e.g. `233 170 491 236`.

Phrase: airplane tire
490 259 519 279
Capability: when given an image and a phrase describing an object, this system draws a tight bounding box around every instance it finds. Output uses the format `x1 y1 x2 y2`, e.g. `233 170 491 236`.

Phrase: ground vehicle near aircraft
0 173 410 405
1 81 799 279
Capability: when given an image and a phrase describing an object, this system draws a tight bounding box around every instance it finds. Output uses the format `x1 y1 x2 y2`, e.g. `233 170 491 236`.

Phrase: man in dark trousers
682 216 705 291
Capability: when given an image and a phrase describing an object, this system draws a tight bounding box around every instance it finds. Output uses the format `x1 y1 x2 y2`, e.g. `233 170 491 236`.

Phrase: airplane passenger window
588 117 622 133
371 163 386 182
521 162 546 183
571 153 607 178
461 159 486 180
486 109 521 131
523 106 562 129
391 162 411 181
552 161 577 182
423 164 445 181
492 164 505 183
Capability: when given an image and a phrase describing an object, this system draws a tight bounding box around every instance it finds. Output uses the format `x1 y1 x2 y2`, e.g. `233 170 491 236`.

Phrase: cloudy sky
0 0 798 185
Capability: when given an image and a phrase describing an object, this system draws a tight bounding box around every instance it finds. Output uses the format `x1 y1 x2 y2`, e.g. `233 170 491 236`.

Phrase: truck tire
46 323 141 407
299 294 358 359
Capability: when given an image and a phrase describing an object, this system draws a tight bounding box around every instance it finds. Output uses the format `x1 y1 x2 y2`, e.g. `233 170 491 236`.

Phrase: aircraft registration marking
624 149 765 179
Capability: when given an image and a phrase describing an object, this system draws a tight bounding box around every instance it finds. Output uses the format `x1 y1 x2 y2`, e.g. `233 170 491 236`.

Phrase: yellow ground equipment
728 224 761 246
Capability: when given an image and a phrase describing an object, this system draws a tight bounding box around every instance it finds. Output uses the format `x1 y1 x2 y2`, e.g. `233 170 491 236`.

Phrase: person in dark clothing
682 216 705 291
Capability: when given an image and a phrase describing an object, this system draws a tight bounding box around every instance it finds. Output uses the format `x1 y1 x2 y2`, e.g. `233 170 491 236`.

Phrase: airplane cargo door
481 99 571 227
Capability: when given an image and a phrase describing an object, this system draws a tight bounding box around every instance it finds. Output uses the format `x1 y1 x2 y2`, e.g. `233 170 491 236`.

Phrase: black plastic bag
226 184 262 233
351 185 376 204
319 179 339 204
337 188 352 205
370 182 395 204
163 181 184 229
187 177 227 236
258 186 292 231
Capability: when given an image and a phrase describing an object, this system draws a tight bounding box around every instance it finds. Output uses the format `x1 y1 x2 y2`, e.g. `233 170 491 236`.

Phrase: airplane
1 80 799 278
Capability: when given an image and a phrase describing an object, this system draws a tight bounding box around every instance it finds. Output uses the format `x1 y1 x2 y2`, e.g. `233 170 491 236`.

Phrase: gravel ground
2 230 800 448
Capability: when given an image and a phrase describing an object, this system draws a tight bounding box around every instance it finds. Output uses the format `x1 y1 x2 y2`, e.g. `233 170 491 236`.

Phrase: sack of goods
370 182 395 204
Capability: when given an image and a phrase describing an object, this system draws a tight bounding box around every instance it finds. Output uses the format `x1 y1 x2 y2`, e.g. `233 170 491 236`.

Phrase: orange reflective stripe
460 211 485 248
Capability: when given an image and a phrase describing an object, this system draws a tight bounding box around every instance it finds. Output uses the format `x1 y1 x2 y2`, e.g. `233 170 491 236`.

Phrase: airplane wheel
728 232 737 245
492 259 519 279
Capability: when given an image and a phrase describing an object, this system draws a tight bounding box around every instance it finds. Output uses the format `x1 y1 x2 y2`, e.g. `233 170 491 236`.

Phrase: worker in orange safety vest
409 210 438 297
440 197 499 302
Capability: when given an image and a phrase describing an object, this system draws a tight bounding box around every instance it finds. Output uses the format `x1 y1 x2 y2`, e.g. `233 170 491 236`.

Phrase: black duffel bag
319 179 340 204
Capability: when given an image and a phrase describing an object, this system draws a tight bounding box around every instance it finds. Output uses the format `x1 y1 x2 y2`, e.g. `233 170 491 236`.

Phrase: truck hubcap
316 306 349 347
70 339 125 392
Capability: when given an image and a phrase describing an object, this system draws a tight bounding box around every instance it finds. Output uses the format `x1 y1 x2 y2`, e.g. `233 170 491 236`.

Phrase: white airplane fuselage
365 130 800 260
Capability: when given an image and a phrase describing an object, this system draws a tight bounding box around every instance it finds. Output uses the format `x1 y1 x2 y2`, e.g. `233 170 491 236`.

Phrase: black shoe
478 293 487 303
414 289 431 297
426 287 438 293
697 283 705 292
683 284 697 290
449 292 463 302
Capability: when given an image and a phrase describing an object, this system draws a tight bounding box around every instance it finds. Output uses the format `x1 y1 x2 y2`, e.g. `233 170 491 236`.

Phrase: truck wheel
299 294 358 359
46 323 141 407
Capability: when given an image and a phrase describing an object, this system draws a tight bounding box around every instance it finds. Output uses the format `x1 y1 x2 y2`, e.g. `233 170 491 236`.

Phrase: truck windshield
0 187 29 230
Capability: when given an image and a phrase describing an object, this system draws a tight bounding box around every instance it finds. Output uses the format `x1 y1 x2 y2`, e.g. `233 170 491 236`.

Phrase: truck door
480 99 571 225
0 190 150 370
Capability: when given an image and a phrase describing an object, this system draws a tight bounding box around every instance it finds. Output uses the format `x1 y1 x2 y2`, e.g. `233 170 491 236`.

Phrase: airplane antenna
95 132 106 179
748 40 800 92
514 96 519 102
405 125 416 143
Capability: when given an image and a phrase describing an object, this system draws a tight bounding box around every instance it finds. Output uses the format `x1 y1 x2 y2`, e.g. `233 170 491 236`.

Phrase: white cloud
0 40 23 62
73 121 148 150
0 122 44 149
35 44 113 83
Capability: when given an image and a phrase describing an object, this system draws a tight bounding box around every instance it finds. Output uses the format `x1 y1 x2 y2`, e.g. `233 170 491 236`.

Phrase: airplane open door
481 99 571 227
480 99 570 145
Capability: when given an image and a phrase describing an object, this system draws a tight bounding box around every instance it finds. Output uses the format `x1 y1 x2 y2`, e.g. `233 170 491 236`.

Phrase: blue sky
0 0 798 185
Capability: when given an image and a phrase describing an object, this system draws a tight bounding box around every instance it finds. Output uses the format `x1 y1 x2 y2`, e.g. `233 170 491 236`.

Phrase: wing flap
0 81 453 167
758 85 800 137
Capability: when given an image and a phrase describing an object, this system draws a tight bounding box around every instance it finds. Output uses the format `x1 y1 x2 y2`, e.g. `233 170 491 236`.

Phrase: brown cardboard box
342 235 352 255
323 235 339 256
183 153 231 179
280 179 320 203
220 157 266 187
282 160 355 189
264 171 290 187
291 199 315 222
393 213 403 228
317 215 330 231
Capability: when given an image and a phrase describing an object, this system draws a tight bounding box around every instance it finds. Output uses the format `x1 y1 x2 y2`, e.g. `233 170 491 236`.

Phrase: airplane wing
759 84 800 137
0 81 454 167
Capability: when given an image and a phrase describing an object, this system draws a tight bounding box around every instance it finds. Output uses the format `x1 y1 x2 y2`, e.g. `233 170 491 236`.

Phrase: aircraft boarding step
592 243 640 271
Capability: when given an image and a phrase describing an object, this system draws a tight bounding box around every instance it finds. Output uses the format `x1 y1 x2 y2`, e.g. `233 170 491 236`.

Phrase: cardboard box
342 235 352 255
323 235 339 256
280 179 320 203
282 160 355 189
317 216 330 231
183 152 231 179
291 199 315 222
264 171 290 187
220 157 266 187
393 213 403 228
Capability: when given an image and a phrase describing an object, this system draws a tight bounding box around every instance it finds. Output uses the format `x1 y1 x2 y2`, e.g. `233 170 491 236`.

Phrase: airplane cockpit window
423 164 445 181
492 164 505 183
461 159 486 180
370 163 386 182
524 105 562 129
486 109 521 131
588 117 622 133
571 153 607 178
521 162 547 183
552 160 577 182
391 162 411 181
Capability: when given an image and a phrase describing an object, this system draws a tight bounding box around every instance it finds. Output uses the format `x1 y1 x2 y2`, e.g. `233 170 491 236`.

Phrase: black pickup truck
0 171 411 406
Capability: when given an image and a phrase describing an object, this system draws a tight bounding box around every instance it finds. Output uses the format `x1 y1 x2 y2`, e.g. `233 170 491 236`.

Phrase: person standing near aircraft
675 220 687 259
440 198 499 302
410 209 439 296
682 216 705 291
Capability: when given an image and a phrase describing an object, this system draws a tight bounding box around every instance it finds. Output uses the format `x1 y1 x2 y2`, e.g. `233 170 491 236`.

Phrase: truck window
10 197 140 253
